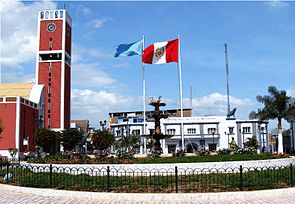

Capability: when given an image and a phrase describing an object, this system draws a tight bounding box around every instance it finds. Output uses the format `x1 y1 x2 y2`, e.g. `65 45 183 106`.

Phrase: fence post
107 166 110 192
239 165 243 191
175 166 178 193
290 163 294 187
49 164 53 188
6 163 9 184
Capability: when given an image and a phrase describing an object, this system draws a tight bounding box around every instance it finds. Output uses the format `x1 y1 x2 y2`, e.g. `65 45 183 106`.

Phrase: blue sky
1 1 295 129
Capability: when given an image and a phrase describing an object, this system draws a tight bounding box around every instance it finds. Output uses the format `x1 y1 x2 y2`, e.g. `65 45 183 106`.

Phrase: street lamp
239 129 245 149
225 131 230 149
212 129 215 151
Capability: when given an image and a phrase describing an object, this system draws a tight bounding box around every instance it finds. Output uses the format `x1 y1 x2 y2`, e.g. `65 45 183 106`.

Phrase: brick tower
36 9 71 131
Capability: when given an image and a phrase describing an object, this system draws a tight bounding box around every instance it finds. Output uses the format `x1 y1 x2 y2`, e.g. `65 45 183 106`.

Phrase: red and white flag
142 39 178 64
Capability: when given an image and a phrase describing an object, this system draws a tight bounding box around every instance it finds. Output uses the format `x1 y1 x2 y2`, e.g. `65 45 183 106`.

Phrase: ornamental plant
34 128 60 154
60 128 83 151
92 130 115 157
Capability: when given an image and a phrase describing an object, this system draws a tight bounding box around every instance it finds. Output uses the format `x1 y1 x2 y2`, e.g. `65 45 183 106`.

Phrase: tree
34 128 59 154
60 128 83 152
115 134 141 153
244 136 259 152
92 130 115 150
249 86 295 153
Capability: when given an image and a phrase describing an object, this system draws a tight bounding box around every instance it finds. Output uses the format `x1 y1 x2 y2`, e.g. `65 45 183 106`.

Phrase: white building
109 110 268 154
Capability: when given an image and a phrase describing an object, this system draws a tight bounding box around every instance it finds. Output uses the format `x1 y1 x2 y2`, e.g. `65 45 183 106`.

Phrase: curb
1 184 295 202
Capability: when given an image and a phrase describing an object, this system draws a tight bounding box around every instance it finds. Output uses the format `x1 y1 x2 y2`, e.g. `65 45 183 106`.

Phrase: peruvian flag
142 39 178 64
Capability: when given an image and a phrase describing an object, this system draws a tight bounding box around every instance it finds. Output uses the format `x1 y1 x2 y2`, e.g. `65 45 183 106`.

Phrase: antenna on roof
64 4 66 9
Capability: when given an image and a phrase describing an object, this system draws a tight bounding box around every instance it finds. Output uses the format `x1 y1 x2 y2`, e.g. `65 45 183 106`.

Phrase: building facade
109 110 269 154
36 9 72 131
0 83 44 157
0 9 72 158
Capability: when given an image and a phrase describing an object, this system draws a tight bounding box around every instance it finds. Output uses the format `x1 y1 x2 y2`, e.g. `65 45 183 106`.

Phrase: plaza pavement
0 184 295 203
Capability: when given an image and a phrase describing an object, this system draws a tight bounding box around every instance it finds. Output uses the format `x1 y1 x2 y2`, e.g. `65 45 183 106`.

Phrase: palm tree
115 134 141 153
249 86 295 153
244 136 259 152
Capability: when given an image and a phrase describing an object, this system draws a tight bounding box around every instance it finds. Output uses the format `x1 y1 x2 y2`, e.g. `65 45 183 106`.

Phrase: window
242 127 251 133
132 129 140 136
49 62 52 73
168 145 176 153
209 144 217 151
167 129 176 135
45 11 49 19
207 128 216 134
49 38 52 50
200 140 205 148
50 11 54 19
6 97 17 102
55 11 58 18
187 128 196 135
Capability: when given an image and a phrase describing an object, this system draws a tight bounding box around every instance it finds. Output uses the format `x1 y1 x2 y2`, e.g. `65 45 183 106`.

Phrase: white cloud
265 1 289 8
90 18 110 29
184 93 252 116
0 0 57 67
71 44 111 64
71 88 140 127
1 70 35 83
72 62 116 87
287 89 295 97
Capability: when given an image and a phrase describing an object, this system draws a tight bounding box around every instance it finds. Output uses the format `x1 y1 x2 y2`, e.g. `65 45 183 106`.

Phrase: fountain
148 96 170 152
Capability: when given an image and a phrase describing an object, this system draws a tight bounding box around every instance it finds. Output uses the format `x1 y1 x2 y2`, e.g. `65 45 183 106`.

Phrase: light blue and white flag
114 39 143 57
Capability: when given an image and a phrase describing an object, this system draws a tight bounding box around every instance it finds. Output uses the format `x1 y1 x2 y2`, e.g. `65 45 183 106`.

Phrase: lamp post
239 129 245 149
212 129 215 151
99 120 107 131
261 127 266 152
225 132 230 149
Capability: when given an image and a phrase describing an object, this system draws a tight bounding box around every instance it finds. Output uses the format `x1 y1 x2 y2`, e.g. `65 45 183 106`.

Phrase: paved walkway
0 184 295 203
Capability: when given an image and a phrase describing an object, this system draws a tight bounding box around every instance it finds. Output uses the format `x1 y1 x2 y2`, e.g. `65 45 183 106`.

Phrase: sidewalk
0 184 295 203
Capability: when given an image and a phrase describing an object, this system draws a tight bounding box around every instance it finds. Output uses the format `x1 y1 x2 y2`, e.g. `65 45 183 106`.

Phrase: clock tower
36 9 71 131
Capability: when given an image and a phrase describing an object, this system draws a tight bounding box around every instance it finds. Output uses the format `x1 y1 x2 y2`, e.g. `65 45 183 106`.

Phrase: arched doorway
186 143 199 153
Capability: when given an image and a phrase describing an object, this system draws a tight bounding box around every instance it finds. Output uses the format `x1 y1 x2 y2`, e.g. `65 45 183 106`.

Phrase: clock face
47 23 56 32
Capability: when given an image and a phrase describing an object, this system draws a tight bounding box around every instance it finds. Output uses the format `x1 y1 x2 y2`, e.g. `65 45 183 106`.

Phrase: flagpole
177 35 185 151
142 35 147 154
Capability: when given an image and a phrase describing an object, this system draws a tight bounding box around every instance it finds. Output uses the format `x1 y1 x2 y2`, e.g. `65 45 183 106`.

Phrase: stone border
0 184 295 202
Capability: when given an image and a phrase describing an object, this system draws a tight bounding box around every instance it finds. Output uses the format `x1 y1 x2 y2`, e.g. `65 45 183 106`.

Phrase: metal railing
0 162 294 193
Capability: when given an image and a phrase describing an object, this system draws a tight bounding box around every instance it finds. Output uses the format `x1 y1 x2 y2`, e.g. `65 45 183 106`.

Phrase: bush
147 149 163 158
94 149 111 158
116 149 135 160
172 150 186 157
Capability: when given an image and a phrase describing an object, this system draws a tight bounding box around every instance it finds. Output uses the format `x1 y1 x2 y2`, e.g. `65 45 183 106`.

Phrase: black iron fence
0 162 294 193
